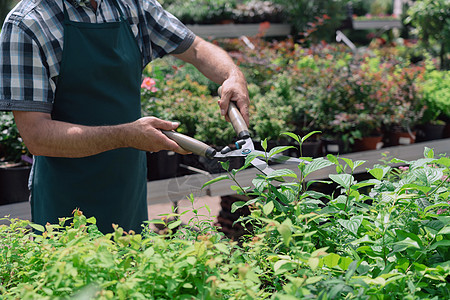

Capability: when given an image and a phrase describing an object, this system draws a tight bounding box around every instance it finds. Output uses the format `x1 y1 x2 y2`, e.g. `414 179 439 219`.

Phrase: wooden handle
162 130 216 159
218 86 250 139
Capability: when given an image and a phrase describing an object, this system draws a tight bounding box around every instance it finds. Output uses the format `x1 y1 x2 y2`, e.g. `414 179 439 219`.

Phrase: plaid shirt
0 0 195 113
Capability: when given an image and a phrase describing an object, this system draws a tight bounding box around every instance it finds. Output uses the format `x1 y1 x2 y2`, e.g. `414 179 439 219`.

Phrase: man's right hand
127 117 191 154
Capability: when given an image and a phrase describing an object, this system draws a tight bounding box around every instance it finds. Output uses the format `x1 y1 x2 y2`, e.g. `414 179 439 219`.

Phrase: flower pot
415 123 445 142
321 138 347 155
385 131 416 146
442 122 450 138
289 140 322 158
0 163 31 205
352 136 384 152
146 150 180 181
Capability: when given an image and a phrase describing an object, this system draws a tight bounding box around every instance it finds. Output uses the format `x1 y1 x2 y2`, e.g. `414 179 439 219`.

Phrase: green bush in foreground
1 136 449 299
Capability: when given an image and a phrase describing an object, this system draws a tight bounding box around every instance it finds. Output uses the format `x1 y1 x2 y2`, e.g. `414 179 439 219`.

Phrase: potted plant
0 111 32 205
415 68 450 141
382 62 426 146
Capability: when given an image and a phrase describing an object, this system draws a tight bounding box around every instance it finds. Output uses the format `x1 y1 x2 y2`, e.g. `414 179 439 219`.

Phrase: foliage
405 0 450 70
0 0 16 26
270 0 349 42
2 136 449 298
420 68 450 123
0 112 28 163
141 36 443 148
159 0 237 24
203 136 450 299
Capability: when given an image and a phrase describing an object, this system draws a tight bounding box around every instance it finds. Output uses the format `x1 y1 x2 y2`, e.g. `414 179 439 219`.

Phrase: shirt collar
69 0 94 8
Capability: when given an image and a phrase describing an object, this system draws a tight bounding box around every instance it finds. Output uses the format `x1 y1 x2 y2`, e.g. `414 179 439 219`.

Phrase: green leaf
338 215 363 236
399 183 432 195
341 158 354 171
268 146 295 158
323 253 341 268
436 157 450 167
252 177 267 192
345 261 358 281
201 175 229 189
424 147 435 158
339 256 353 270
274 260 296 275
263 201 274 215
261 139 268 151
277 220 292 247
267 169 297 180
214 243 230 254
327 154 339 165
329 174 354 190
430 240 450 250
393 238 421 252
308 257 320 270
303 158 334 177
86 216 96 224
301 131 321 143
30 223 45 232
438 225 450 235
281 132 300 144
220 160 230 171
167 219 182 230
369 166 391 181
231 201 246 213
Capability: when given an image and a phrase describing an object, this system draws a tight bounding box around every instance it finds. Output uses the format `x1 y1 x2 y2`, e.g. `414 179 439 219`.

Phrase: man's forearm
13 111 186 158
173 37 244 85
173 36 250 125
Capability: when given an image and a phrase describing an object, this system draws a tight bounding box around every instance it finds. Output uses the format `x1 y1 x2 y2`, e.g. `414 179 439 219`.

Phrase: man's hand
127 117 191 154
13 111 190 158
218 75 250 126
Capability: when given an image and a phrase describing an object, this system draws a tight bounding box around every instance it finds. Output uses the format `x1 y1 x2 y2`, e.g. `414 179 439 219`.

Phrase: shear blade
251 157 275 175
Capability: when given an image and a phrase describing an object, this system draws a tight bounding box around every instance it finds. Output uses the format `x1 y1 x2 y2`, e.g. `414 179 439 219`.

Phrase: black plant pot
146 150 180 181
0 164 31 205
321 137 348 155
415 123 445 142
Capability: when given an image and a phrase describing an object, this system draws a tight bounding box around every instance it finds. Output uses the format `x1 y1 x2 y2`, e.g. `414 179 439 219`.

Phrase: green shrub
421 69 450 122
2 140 449 298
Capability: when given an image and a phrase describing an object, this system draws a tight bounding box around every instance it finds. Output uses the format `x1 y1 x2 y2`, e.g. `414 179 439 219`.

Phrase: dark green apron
31 0 147 233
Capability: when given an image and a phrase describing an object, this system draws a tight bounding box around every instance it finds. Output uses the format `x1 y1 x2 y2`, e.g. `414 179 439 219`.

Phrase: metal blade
250 150 308 165
250 157 275 175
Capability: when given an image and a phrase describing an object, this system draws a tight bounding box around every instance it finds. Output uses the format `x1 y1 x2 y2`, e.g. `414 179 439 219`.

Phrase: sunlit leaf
201 175 229 189
323 253 340 268
281 132 300 144
424 147 434 159
263 201 274 215
267 169 297 180
329 174 354 190
338 215 363 236
303 158 334 177
301 131 321 143
268 146 295 158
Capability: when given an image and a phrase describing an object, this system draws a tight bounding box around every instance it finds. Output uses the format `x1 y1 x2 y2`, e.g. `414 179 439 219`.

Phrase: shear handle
218 86 250 139
162 130 216 159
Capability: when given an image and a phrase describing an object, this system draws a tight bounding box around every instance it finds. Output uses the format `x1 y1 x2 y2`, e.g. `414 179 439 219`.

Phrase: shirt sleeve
139 0 195 63
0 21 54 113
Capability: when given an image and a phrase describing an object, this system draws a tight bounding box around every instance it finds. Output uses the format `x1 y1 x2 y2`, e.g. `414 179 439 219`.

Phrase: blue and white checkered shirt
0 0 195 113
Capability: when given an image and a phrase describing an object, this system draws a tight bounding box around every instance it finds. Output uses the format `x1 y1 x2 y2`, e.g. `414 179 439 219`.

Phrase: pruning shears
162 87 304 175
